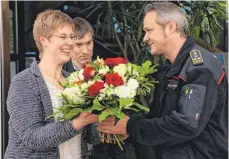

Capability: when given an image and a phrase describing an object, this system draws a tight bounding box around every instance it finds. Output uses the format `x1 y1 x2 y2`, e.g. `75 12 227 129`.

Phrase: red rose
105 73 124 86
104 57 128 67
115 57 128 65
104 58 116 67
88 81 104 97
83 67 95 80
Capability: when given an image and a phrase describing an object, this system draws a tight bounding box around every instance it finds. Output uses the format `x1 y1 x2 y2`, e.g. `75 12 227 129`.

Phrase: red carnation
104 57 128 67
88 81 104 97
83 67 95 80
105 73 124 86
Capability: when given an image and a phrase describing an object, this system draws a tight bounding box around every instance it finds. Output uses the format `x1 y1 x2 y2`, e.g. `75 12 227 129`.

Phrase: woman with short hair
4 9 98 159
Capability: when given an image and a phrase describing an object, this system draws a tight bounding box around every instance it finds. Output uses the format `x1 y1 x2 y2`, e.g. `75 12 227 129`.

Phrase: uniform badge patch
190 49 204 66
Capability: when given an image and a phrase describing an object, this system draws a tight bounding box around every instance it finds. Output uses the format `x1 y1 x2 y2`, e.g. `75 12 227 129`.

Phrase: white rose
98 66 110 75
129 89 136 98
127 78 139 90
72 94 85 104
62 87 81 97
62 87 84 104
113 64 127 77
114 86 135 98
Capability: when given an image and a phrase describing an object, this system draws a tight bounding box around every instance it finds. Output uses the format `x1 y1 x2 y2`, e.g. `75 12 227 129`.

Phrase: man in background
64 17 93 72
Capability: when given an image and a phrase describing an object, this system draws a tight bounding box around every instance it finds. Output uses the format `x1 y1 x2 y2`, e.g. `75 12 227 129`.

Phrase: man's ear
166 20 177 35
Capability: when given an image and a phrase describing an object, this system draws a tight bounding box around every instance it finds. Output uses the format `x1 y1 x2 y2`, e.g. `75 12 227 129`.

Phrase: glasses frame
50 34 76 41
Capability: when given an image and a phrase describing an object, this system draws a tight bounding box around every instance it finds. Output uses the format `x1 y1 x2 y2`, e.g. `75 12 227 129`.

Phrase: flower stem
100 133 124 150
114 134 124 151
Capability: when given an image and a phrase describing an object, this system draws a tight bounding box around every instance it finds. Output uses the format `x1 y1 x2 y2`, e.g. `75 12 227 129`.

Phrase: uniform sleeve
127 68 219 146
7 77 79 151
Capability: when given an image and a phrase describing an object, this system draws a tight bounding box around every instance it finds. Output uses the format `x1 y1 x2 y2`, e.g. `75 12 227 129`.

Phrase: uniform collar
165 36 195 77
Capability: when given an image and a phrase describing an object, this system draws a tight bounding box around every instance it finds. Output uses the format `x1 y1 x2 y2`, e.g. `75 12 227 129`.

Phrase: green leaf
58 81 65 88
194 26 201 37
91 97 105 111
119 98 134 107
93 73 101 81
66 97 73 105
107 107 119 115
64 108 83 120
99 110 110 123
133 102 149 112
83 107 92 113
142 60 152 69
119 98 134 111
136 61 157 75
115 111 125 119
136 66 148 74
61 93 69 104
124 107 140 112
105 100 119 107
61 106 71 115
85 99 92 105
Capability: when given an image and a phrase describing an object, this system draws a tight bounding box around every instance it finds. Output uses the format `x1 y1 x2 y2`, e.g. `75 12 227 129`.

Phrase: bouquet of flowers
51 56 157 149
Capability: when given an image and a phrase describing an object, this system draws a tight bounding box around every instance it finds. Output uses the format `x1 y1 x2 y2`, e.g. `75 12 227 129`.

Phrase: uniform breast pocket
179 84 206 128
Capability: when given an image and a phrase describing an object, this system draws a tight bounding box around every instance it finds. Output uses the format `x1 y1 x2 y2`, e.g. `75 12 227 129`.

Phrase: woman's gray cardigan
4 61 88 159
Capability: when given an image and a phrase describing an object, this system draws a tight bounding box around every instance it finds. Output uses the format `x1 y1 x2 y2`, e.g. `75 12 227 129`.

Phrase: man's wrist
126 115 142 135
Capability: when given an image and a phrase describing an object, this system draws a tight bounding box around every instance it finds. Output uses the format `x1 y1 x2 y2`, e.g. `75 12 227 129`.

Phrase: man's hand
97 115 129 135
72 112 98 130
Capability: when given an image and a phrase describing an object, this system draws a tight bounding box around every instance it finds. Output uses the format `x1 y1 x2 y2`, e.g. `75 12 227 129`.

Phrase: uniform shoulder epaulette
189 49 204 66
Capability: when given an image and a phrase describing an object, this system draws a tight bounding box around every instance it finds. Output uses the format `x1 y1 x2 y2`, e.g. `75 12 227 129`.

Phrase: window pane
10 9 14 54
10 61 17 80
25 57 36 68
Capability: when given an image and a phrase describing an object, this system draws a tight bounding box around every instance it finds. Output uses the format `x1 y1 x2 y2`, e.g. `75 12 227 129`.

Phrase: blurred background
0 1 228 158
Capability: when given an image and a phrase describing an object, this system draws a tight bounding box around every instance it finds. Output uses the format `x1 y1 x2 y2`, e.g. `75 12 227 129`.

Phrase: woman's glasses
50 34 76 41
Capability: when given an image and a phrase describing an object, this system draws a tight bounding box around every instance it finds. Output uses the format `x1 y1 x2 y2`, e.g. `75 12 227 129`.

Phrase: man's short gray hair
144 2 188 35
73 17 94 39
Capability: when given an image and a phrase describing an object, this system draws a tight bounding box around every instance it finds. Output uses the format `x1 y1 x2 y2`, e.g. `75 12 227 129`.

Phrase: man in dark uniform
98 2 228 159
64 17 129 159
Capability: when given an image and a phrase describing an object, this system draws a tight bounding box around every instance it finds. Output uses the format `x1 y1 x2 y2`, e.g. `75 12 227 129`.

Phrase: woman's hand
72 112 98 130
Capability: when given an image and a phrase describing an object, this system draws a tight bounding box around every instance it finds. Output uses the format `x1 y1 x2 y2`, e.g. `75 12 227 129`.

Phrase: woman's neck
38 58 63 80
